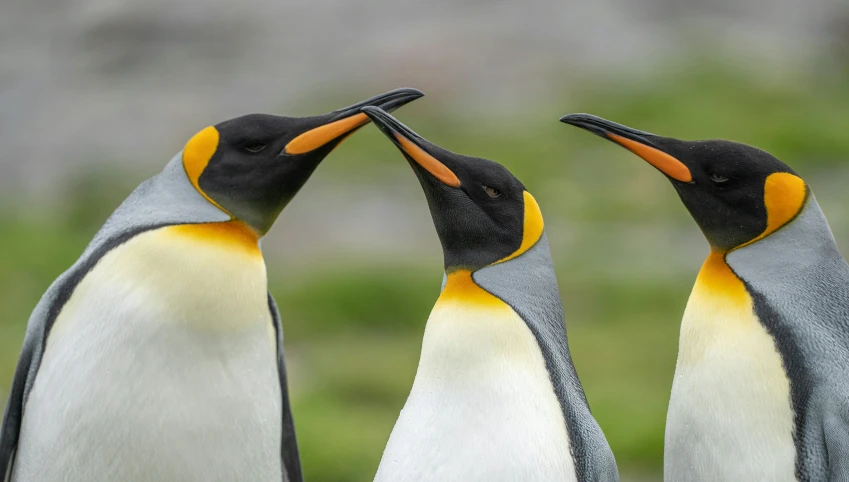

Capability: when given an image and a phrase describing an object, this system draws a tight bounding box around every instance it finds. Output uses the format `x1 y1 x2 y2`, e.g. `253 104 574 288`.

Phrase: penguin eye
483 185 502 198
243 142 267 153
709 172 729 183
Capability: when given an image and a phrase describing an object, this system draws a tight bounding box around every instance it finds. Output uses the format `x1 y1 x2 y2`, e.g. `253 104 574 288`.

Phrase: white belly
374 295 576 482
12 225 282 482
665 256 796 482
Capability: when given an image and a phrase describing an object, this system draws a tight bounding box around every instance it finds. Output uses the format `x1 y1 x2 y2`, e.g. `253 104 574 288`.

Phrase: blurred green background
3 2 849 481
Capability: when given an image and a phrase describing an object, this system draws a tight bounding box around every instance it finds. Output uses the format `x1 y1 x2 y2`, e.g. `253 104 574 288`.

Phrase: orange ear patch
495 191 545 264
760 172 807 239
285 113 370 155
737 172 807 249
183 126 228 213
608 133 693 182
394 133 462 187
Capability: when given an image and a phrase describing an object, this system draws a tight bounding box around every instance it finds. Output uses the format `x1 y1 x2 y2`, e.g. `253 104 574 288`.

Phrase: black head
363 107 544 272
182 88 423 234
561 113 809 252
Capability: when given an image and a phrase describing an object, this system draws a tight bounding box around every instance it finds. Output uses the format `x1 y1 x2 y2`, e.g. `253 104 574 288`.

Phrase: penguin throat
692 252 749 303
167 221 261 256
437 270 507 310
677 251 757 367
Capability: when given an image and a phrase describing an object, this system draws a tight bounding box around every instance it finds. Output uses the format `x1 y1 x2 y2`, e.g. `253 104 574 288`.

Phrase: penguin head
181 88 423 235
561 114 808 252
363 107 544 272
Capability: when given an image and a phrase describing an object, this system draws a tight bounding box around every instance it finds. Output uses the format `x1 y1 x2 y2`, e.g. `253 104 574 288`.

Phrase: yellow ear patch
436 270 508 309
495 191 545 264
760 172 807 239
183 126 228 213
738 172 807 249
608 133 693 182
285 113 370 155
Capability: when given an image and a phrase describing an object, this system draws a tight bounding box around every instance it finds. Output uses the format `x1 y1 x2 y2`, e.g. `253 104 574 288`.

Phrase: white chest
374 297 576 482
665 256 796 482
12 224 282 482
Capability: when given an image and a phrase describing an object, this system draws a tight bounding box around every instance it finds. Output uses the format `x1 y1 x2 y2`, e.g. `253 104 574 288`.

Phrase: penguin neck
692 251 749 305
436 270 509 309
434 235 588 408
84 152 232 262
689 195 840 317
381 265 578 480
406 268 522 374
168 220 261 256
422 269 525 373
727 195 842 277
679 251 754 362
412 265 574 422
471 234 572 363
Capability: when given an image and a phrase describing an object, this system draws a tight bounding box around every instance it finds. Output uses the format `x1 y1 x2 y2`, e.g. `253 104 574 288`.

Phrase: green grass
1 60 848 481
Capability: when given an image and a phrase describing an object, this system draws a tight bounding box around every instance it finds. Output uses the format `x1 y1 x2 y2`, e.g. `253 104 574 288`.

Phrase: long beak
360 106 461 187
284 88 424 155
560 113 693 183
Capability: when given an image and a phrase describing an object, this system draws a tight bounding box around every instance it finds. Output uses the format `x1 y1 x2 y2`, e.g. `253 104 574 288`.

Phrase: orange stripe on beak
394 134 461 187
284 113 370 155
608 133 692 182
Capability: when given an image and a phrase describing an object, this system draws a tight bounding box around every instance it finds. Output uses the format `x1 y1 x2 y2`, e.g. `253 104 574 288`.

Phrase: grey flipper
267 293 302 482
474 234 619 482
823 404 849 482
0 153 230 479
728 194 849 481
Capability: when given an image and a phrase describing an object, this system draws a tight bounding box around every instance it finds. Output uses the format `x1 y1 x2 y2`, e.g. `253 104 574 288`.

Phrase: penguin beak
560 113 693 183
360 106 461 187
284 88 424 155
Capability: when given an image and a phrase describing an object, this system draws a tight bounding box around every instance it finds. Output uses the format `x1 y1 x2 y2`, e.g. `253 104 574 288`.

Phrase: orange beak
560 113 693 183
283 88 424 155
361 106 461 188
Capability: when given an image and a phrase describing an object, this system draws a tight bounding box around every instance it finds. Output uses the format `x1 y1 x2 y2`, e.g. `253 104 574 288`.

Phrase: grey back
474 234 619 482
728 194 849 480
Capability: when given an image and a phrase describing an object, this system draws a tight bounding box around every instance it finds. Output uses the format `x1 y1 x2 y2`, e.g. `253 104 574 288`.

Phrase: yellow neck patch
166 221 261 256
437 270 507 309
739 172 806 249
495 191 544 264
693 251 749 304
183 126 228 213
678 250 760 366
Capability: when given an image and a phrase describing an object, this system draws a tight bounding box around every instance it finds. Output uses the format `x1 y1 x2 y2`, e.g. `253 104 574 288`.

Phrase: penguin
361 106 619 482
561 113 849 482
0 88 423 482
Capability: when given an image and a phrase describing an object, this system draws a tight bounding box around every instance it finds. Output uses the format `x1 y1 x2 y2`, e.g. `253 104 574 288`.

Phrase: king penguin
562 113 849 482
362 107 619 482
0 88 423 482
